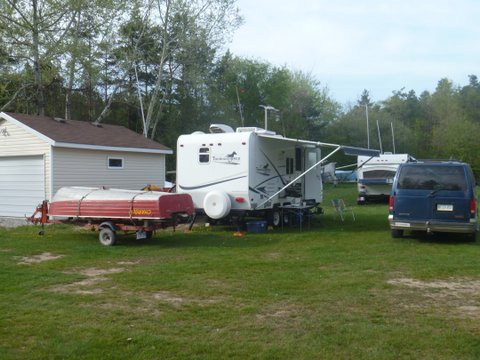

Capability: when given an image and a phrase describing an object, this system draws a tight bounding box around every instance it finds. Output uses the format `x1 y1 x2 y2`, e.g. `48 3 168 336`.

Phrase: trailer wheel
99 227 117 246
269 209 281 227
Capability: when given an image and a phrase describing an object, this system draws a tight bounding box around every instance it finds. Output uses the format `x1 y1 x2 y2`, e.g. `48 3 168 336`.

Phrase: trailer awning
254 134 380 210
257 133 380 157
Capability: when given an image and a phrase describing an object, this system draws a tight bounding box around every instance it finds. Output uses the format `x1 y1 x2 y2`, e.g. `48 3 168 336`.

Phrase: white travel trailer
177 124 378 225
357 152 414 204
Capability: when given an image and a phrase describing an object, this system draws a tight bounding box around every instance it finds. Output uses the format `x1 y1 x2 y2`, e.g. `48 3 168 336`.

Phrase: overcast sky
227 0 480 104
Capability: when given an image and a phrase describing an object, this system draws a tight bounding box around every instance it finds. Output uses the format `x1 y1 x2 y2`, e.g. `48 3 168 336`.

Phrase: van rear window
398 165 467 190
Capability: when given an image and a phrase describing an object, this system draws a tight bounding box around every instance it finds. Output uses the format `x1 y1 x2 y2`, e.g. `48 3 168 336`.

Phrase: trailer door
303 148 321 201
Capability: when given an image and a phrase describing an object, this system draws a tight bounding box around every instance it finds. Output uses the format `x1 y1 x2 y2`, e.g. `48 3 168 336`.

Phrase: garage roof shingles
5 112 170 152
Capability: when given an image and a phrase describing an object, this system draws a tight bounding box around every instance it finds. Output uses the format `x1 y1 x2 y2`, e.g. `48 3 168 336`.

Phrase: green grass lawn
1 183 480 359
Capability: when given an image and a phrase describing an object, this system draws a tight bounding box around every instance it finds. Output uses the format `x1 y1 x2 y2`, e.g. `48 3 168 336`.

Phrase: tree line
329 77 480 174
1 0 479 174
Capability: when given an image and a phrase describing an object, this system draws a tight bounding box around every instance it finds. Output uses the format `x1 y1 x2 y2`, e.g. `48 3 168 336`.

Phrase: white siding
0 119 51 200
51 147 166 195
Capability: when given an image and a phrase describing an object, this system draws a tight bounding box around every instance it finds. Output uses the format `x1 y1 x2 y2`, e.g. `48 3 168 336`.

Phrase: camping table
281 203 315 231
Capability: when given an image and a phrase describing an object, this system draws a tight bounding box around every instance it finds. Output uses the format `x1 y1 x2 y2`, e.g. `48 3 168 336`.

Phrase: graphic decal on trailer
212 151 240 165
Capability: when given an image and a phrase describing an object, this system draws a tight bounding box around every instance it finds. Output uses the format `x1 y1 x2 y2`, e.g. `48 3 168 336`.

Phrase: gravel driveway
0 217 30 228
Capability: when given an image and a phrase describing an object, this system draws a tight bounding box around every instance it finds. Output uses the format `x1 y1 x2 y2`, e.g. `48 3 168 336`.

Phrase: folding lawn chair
331 198 355 221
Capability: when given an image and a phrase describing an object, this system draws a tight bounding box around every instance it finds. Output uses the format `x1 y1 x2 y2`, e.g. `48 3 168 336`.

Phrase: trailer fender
99 221 118 232
203 191 232 219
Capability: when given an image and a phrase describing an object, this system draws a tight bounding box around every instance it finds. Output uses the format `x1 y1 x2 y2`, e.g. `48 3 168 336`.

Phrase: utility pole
391 122 396 154
365 104 370 149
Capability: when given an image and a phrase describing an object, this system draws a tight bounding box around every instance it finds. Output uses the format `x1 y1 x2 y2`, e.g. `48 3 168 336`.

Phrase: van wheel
391 229 403 238
467 231 477 242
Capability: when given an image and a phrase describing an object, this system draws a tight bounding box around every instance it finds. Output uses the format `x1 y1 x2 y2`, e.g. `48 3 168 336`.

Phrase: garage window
108 157 124 169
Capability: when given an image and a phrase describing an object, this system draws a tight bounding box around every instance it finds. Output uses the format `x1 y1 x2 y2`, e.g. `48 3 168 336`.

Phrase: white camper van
177 124 378 225
357 153 414 204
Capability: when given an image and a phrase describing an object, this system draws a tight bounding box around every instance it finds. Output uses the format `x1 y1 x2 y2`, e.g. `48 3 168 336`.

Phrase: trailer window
199 147 210 163
286 158 294 174
295 148 302 171
364 170 396 179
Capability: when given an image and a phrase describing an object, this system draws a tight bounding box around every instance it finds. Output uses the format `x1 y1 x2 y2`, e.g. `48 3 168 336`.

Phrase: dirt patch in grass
77 267 125 277
388 277 480 319
254 301 305 325
17 252 64 265
49 267 125 295
77 289 224 317
48 264 224 309
117 260 142 266
264 252 282 260
151 290 224 307
256 309 293 320
153 291 186 305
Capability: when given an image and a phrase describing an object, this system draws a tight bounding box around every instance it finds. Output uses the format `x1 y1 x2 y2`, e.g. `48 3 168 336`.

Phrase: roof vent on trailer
209 124 234 133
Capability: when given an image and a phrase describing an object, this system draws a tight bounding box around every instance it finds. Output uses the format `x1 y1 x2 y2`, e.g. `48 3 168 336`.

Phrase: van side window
199 147 210 163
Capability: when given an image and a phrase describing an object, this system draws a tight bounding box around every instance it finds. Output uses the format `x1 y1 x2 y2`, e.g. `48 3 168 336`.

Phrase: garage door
0 156 45 217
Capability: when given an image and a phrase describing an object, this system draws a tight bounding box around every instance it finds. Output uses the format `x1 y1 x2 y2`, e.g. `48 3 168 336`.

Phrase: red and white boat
49 186 193 220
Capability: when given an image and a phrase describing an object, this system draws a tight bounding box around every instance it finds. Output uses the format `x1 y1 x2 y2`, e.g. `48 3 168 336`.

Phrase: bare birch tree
98 0 241 138
62 0 126 120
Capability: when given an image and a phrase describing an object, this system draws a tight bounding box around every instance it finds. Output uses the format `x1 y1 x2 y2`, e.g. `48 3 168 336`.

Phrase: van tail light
389 195 395 213
470 198 477 218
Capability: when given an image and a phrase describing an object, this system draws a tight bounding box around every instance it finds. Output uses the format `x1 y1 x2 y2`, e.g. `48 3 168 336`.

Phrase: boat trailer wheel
99 227 117 246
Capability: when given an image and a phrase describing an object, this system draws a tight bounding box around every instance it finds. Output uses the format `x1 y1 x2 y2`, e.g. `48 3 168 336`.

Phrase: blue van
388 161 478 240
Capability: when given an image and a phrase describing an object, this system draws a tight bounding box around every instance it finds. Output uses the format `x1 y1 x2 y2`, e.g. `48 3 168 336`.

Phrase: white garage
0 156 45 217
0 112 172 219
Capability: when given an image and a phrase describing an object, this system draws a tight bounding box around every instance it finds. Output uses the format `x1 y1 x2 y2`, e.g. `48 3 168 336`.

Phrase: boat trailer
28 186 196 246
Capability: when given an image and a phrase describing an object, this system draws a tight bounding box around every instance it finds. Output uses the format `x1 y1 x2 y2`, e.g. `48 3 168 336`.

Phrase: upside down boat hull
49 187 194 220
